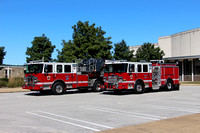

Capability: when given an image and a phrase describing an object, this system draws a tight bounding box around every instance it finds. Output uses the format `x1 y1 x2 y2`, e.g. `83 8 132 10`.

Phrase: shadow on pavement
24 89 97 96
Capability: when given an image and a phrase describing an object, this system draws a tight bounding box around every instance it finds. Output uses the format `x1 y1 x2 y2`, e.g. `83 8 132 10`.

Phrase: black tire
134 81 144 94
165 80 174 91
174 84 180 91
93 81 102 92
175 84 180 90
52 82 64 95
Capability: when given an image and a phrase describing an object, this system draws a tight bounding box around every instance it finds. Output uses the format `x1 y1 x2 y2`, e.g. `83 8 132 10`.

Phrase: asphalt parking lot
0 86 200 133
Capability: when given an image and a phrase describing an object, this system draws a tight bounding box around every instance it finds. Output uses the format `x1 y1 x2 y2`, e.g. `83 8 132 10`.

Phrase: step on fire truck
100 60 179 93
22 58 105 94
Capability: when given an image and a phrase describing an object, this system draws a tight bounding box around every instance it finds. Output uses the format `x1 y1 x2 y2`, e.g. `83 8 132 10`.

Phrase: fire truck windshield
26 64 43 73
105 63 128 73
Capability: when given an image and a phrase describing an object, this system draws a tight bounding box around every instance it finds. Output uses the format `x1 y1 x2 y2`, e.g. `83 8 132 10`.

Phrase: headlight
24 77 27 82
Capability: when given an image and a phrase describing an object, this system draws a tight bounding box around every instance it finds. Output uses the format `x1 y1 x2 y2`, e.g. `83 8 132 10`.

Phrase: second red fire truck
101 60 179 93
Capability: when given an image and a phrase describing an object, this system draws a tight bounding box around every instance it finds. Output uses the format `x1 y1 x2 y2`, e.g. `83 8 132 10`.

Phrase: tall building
129 28 200 81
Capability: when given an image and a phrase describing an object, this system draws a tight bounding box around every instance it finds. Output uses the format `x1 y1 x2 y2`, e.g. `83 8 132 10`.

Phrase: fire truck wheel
93 81 102 92
52 82 64 95
165 80 174 91
134 81 144 94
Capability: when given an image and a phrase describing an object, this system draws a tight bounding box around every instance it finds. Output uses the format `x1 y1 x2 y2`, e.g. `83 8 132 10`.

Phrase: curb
0 87 30 93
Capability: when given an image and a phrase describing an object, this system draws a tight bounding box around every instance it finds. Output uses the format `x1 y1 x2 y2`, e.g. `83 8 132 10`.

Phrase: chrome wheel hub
55 85 63 93
136 84 143 92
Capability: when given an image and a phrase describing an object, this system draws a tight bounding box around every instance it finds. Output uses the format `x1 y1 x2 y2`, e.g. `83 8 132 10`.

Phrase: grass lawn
180 81 200 84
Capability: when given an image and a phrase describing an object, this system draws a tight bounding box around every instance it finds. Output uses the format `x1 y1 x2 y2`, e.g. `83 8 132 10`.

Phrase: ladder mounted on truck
77 58 105 78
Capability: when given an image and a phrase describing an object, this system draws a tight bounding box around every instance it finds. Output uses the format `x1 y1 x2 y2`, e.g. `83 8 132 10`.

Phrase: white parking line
149 104 200 113
38 110 113 129
82 106 166 120
26 111 100 132
127 103 200 113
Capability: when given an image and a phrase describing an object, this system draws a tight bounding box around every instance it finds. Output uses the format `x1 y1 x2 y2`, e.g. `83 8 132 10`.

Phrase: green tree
0 46 6 65
26 34 55 62
135 42 165 62
57 40 77 62
113 39 134 61
58 21 113 62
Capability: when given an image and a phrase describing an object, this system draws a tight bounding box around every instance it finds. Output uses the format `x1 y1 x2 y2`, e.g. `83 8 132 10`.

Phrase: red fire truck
101 60 179 93
22 59 105 94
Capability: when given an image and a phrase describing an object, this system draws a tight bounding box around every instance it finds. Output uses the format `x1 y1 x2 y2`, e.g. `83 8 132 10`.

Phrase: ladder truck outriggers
22 58 105 94
100 60 180 93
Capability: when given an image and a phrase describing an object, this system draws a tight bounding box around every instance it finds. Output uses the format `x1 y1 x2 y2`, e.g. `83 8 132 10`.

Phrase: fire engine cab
22 59 104 94
101 60 179 93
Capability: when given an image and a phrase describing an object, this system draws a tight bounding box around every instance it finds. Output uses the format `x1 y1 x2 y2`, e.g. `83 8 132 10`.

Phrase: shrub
0 78 9 82
0 80 8 87
0 78 8 87
7 77 25 88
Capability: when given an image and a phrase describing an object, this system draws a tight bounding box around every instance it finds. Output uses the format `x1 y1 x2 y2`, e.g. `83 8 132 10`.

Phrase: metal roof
0 65 24 68
164 55 200 60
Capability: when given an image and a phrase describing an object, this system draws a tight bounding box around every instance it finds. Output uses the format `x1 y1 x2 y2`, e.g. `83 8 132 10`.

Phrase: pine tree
0 46 6 65
135 42 165 62
113 39 134 61
26 34 55 62
58 21 113 62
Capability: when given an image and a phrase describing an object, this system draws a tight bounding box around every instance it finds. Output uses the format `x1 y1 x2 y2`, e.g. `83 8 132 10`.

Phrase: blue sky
0 0 200 65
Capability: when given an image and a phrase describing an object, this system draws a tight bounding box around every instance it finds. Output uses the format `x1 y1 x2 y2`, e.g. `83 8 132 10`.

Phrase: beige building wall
158 28 200 58
129 45 141 55
191 29 200 55
0 67 24 79
158 36 172 57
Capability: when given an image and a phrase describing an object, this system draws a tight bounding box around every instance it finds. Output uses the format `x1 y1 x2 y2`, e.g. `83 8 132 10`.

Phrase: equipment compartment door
152 66 161 90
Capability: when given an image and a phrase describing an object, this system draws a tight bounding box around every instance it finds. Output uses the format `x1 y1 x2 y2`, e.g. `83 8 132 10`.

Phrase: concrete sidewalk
0 87 29 93
97 113 200 133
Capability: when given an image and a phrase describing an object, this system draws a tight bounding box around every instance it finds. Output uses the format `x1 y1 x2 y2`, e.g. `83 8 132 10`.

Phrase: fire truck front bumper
101 84 129 91
22 85 44 91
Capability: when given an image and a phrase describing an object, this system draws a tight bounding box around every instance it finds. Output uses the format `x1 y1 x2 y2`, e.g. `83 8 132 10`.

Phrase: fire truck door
64 64 75 88
43 64 54 90
152 66 161 90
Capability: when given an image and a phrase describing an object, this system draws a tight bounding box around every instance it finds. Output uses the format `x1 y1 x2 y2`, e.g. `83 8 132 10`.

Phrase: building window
178 61 182 76
4 69 12 78
184 60 191 75
5 70 7 78
194 59 200 75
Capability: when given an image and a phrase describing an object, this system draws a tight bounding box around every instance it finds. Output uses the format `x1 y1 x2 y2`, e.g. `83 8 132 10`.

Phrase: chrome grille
26 76 37 85
108 75 118 85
